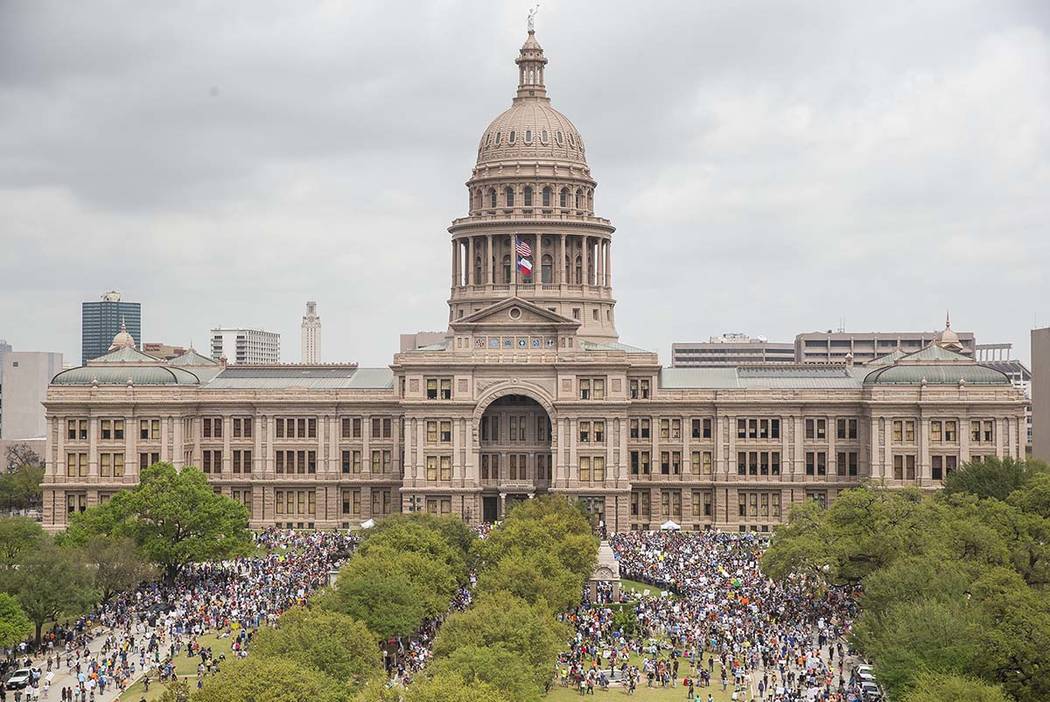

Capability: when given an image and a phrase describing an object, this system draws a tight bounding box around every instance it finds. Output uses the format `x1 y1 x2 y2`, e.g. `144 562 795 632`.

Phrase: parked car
860 680 883 700
5 668 34 690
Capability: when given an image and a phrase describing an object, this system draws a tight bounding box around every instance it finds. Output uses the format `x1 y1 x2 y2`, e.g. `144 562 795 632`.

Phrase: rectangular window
439 456 452 481
836 418 858 440
138 452 159 470
440 421 452 443
580 456 591 482
440 379 452 400
932 455 943 481
931 420 942 442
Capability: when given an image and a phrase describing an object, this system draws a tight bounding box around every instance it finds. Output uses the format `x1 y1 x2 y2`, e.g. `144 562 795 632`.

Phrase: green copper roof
864 363 1010 385
52 365 201 386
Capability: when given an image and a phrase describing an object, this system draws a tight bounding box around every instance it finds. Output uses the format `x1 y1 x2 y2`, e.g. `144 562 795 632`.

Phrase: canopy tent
360 518 376 529
660 520 681 531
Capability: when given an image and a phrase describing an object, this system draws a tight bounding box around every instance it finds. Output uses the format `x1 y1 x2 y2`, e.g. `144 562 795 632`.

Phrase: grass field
118 632 236 702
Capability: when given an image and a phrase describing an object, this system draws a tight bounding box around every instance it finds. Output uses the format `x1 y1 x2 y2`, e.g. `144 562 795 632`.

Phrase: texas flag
516 237 533 277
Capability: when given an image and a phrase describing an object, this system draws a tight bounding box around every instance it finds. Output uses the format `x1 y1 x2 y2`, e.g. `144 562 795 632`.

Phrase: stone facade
41 30 1028 533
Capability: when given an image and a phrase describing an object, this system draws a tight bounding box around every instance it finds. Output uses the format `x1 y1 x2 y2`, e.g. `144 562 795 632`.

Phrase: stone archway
478 394 553 522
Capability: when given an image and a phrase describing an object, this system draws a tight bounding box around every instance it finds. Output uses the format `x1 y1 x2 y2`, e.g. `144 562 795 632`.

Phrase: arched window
524 129 532 144
505 187 514 207
474 257 483 284
542 187 552 207
489 188 497 208
523 186 533 207
574 255 583 285
575 190 583 209
541 254 553 284
495 132 502 145
588 189 594 210
556 131 564 145
541 129 549 143
509 130 516 144
502 255 512 283
560 188 569 208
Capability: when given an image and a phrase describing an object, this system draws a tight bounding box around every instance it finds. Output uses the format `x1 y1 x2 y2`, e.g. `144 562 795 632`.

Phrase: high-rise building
81 291 141 363
672 334 795 367
0 343 63 440
301 301 322 364
210 328 280 365
1032 328 1050 462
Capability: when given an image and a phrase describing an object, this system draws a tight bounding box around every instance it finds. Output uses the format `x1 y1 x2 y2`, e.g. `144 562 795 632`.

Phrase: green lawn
119 632 236 701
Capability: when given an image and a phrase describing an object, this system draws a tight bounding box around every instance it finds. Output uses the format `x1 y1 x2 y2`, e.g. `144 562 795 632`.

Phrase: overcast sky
1 0 1048 367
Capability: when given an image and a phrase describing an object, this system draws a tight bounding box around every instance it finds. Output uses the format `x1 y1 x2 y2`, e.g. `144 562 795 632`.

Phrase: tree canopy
0 593 32 649
65 463 252 576
763 472 1050 702
194 656 344 702
7 540 96 643
251 607 382 693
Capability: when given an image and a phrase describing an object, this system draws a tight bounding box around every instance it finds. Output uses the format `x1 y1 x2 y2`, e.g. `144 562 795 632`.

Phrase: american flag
515 238 532 258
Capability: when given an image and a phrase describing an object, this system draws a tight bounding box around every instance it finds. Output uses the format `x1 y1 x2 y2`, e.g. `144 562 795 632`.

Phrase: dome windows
495 132 502 146
559 187 569 208
541 129 549 144
523 186 533 207
556 130 564 145
568 132 575 147
508 130 516 144
542 187 552 207
524 129 533 144
505 186 514 207
488 188 497 208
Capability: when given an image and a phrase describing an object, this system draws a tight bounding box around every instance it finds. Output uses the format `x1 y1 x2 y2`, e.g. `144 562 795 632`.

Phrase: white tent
659 520 681 531
360 518 376 529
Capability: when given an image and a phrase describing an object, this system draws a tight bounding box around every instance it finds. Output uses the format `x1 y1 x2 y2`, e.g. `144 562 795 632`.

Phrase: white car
860 680 882 700
5 668 34 690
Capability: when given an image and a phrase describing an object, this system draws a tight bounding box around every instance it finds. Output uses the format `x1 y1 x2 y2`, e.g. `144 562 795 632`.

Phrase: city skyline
2 1 1048 366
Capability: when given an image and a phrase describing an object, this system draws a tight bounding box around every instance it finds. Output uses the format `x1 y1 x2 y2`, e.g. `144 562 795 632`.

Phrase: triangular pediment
450 297 580 332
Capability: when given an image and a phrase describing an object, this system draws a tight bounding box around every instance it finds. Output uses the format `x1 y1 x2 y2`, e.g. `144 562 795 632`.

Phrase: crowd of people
5 529 358 701
561 531 868 701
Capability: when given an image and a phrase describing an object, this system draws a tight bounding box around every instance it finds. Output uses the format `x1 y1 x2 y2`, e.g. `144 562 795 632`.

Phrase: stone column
451 240 458 287
486 234 494 285
559 234 566 286
605 240 611 287
510 233 517 286
467 237 475 287
536 233 543 285
582 236 590 286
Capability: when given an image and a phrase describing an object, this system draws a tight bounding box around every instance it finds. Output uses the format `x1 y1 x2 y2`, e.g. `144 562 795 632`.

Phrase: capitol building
41 30 1027 532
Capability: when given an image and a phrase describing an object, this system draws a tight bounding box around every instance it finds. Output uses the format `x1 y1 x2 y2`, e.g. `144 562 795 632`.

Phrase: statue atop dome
527 3 539 33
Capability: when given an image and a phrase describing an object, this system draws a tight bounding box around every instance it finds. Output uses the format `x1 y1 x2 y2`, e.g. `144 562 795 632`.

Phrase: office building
0 343 63 440
210 328 280 365
81 291 141 364
794 323 975 365
672 334 794 367
301 302 322 364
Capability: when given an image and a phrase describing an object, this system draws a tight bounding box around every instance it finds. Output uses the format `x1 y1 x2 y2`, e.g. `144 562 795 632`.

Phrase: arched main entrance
478 394 553 522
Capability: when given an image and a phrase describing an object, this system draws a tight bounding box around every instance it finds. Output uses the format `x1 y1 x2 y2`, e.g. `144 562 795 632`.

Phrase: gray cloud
1 0 1048 366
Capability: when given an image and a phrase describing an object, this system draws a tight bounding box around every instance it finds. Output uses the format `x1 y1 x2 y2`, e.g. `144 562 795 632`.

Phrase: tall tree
85 535 157 600
943 456 1048 502
474 547 583 614
10 541 96 643
0 593 33 649
900 673 1011 702
65 463 252 577
251 607 382 693
403 673 512 702
432 593 567 694
194 657 344 702
0 516 45 566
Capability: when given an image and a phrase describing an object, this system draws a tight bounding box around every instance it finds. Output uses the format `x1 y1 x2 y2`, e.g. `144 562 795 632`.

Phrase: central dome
475 31 587 168
477 102 587 167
